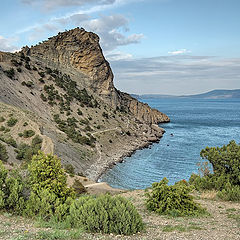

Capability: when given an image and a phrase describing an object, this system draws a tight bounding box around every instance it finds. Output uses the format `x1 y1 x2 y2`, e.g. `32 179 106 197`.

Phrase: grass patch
36 229 83 240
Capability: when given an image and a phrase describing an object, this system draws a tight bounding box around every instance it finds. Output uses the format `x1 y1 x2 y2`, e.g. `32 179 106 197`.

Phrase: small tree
28 151 75 200
200 140 240 186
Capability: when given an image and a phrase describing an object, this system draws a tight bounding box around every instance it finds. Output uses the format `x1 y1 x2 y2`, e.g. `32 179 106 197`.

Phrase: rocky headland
0 27 169 181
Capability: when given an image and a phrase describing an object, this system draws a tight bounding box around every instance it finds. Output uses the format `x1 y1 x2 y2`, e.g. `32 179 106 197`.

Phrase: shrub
25 63 31 70
28 151 75 200
146 178 206 217
7 117 18 127
65 194 144 235
22 129 35 138
24 189 58 219
64 164 75 176
77 109 83 116
200 140 240 186
16 136 42 161
190 140 240 202
0 163 26 214
217 182 240 202
0 117 5 122
4 68 15 79
32 135 42 146
0 143 8 162
5 136 17 148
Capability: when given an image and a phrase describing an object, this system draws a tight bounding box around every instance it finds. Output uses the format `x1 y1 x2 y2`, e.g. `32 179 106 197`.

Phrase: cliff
21 28 169 124
0 28 169 180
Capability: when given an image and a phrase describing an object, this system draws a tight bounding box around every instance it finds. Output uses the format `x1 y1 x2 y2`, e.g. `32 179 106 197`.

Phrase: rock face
0 28 169 180
21 28 169 124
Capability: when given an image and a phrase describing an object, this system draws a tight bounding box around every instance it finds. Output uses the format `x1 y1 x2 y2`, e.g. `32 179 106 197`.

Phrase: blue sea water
99 98 240 189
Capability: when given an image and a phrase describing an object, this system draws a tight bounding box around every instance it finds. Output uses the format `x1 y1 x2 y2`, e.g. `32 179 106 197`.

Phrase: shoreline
86 127 166 184
96 137 161 183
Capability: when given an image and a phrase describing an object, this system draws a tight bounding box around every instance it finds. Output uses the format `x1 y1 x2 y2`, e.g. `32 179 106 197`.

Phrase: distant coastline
133 89 240 100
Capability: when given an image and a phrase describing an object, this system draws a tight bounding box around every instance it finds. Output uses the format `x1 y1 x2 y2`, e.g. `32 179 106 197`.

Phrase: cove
99 98 240 189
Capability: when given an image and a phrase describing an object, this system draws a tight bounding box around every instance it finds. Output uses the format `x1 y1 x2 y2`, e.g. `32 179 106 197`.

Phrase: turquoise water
99 98 240 189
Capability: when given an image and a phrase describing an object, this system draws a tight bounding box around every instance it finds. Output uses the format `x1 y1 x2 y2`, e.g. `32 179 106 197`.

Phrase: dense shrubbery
28 152 75 200
0 143 8 162
7 117 18 127
146 178 206 217
0 162 26 214
16 135 42 161
53 114 96 146
62 194 144 235
0 151 144 236
189 140 240 202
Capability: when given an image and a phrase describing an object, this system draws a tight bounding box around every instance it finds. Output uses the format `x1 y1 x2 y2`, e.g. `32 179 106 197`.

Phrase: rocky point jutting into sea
0 27 169 181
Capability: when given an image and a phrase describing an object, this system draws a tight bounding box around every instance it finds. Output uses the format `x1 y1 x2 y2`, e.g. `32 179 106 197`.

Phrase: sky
1 0 240 95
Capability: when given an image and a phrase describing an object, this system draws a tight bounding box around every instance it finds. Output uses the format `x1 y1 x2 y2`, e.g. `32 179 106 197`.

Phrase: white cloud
81 15 144 51
105 51 132 61
23 13 143 52
110 55 240 95
0 36 19 52
168 49 191 55
21 0 116 10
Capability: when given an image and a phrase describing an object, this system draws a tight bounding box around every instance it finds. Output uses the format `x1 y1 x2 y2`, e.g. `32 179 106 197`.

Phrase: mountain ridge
135 89 240 99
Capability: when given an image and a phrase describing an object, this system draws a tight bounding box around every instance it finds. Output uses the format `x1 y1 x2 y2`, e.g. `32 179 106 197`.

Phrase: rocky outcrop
0 28 170 180
21 28 169 125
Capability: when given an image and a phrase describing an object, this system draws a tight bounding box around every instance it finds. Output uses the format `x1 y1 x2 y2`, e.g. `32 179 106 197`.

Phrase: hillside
0 27 169 180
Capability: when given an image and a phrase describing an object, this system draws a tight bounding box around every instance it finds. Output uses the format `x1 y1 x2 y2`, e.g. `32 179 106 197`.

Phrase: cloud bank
109 55 240 95
21 0 116 10
0 36 19 52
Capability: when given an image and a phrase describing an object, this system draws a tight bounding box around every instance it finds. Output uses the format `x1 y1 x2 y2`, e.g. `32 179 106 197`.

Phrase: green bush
64 164 75 176
5 136 17 148
4 68 15 79
7 117 18 127
146 178 206 217
24 189 59 219
23 129 35 138
65 194 144 235
0 117 5 122
0 143 8 162
189 140 240 202
200 140 240 186
217 182 240 202
28 151 75 200
0 162 26 214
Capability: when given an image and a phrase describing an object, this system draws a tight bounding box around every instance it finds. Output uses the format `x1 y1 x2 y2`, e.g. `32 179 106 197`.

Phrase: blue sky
1 0 240 94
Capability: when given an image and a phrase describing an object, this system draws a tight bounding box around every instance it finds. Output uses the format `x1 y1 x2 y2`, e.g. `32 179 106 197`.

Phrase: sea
99 98 240 189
